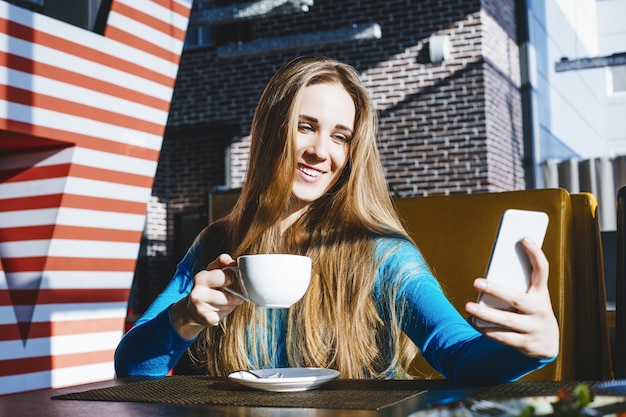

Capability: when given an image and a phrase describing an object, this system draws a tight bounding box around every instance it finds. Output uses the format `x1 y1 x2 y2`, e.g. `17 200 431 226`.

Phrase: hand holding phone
472 209 549 328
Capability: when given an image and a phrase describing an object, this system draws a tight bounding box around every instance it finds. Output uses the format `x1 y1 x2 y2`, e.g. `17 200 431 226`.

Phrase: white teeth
298 165 322 177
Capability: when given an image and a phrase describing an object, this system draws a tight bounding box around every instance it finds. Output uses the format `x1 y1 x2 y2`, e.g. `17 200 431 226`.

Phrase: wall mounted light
428 35 450 63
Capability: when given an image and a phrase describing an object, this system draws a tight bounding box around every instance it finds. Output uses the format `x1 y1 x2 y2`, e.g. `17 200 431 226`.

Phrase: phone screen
472 209 549 328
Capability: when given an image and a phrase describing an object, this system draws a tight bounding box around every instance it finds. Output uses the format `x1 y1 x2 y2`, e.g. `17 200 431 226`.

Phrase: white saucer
228 367 340 392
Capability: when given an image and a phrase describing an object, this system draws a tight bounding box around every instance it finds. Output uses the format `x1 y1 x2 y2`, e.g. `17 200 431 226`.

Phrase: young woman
114 56 559 382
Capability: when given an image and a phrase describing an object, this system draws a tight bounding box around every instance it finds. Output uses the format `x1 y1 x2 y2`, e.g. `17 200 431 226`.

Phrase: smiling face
291 82 355 206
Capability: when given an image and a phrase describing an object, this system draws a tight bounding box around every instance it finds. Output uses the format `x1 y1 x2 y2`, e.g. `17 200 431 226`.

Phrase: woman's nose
305 133 330 159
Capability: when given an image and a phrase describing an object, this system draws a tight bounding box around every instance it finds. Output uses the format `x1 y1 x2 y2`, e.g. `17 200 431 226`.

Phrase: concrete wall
598 0 626 155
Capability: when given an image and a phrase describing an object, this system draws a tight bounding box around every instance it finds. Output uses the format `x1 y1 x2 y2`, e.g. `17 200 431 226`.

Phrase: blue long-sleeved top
114 234 553 382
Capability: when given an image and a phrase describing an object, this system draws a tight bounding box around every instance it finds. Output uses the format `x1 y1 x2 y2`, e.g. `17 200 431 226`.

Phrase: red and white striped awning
0 0 191 395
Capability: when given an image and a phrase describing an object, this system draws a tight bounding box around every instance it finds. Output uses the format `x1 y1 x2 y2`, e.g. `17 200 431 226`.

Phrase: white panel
0 331 122 360
0 340 44 361
548 75 606 157
0 208 145 230
0 240 139 259
49 239 139 259
4 271 133 290
0 2 181 81
50 361 116 388
541 156 620 231
0 34 174 101
604 91 626 152
0 99 163 150
107 11 184 52
0 306 17 325
0 372 46 396
55 208 146 230
65 177 152 203
0 362 115 395
597 0 626 55
0 239 50 258
0 208 59 228
552 0 598 56
0 147 157 177
47 331 122 357
72 148 158 177
0 177 151 203
3 272 40 290
39 271 134 289
558 158 580 193
35 302 127 322
595 157 617 230
0 178 67 199
0 67 168 122
541 159 560 188
116 0 192 30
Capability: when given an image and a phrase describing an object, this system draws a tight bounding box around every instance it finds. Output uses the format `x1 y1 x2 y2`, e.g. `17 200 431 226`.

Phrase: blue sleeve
114 239 204 377
376 238 553 383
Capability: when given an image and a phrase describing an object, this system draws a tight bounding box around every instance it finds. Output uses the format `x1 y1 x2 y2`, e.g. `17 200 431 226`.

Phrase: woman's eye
298 123 314 132
333 134 351 143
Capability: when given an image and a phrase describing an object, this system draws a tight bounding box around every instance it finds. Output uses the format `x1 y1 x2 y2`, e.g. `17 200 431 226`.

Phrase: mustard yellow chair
393 188 612 381
615 186 626 378
570 193 613 379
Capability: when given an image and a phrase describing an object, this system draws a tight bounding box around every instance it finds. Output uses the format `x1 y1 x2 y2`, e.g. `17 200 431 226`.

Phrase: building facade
0 0 191 395
132 0 526 313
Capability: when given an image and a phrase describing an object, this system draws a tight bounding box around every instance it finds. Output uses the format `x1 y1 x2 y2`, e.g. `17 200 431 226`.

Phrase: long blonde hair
199 56 418 378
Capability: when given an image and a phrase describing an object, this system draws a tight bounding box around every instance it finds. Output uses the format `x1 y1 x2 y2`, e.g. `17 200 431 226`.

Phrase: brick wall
131 0 524 313
482 0 525 191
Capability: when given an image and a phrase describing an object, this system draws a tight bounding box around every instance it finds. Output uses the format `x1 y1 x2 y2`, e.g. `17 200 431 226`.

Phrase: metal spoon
239 370 283 379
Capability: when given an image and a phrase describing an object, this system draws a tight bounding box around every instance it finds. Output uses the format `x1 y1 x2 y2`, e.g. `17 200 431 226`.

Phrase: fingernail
466 303 478 314
475 279 487 290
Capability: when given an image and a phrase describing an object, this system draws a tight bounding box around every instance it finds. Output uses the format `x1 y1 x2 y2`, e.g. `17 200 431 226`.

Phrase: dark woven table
52 376 434 410
51 376 607 411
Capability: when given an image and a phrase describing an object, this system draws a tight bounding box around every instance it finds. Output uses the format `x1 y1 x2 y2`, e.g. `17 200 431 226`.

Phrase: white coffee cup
223 254 311 308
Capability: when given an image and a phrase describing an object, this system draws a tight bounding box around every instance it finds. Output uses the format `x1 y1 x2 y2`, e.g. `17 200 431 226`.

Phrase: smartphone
472 209 550 328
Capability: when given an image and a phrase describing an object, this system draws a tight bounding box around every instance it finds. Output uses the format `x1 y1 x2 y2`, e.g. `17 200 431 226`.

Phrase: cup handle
222 266 250 302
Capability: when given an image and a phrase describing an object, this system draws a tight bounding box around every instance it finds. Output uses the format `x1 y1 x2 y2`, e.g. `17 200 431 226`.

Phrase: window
4 0 44 11
4 0 111 33
185 0 216 49
185 23 216 49
184 0 254 51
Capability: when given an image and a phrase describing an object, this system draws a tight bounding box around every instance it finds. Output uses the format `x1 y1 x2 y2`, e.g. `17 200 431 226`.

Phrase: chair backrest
570 193 613 379
393 188 612 381
615 186 626 378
